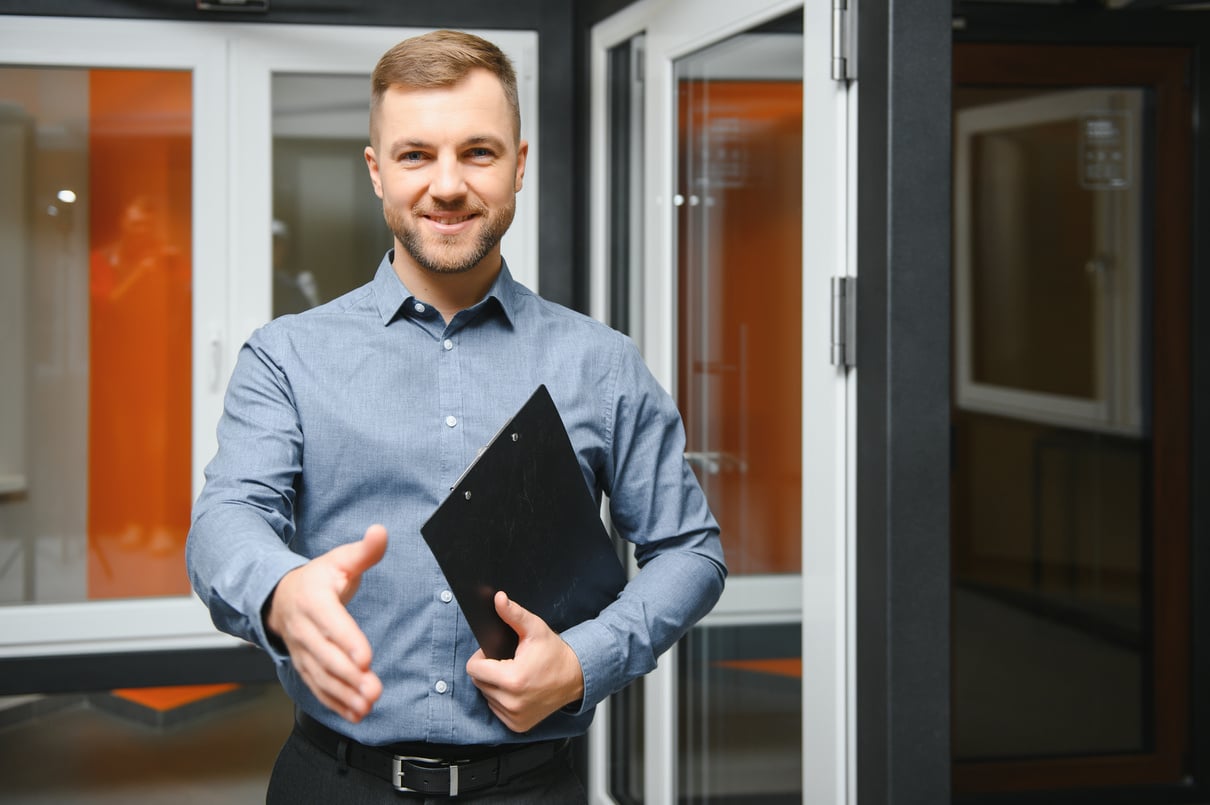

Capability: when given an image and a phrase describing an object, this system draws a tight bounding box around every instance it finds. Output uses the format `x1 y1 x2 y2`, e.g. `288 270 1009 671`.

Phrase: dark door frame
854 1 954 804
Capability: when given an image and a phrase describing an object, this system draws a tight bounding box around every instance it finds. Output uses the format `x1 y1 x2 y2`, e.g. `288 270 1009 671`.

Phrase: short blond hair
370 29 521 145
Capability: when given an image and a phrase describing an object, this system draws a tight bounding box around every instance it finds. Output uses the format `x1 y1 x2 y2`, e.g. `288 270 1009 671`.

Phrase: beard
387 196 516 276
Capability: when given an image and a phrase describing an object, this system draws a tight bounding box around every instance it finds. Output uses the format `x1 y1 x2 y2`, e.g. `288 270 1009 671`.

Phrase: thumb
494 590 536 641
331 524 388 602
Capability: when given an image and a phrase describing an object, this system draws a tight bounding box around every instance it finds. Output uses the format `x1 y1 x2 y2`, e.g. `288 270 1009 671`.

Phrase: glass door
951 43 1193 794
674 16 805 802
591 1 851 801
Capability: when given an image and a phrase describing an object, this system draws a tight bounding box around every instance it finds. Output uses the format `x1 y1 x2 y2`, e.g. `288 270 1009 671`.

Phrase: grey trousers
266 724 588 805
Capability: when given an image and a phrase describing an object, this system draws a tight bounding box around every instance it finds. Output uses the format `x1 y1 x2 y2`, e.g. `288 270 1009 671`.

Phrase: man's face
365 69 527 277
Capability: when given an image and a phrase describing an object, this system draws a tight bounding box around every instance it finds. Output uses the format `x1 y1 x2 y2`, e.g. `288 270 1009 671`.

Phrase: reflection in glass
674 11 803 802
955 88 1143 436
0 67 193 605
679 623 801 802
272 74 390 318
951 87 1150 759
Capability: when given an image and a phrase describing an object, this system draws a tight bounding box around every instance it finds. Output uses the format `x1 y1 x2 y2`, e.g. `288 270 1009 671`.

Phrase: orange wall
87 69 193 598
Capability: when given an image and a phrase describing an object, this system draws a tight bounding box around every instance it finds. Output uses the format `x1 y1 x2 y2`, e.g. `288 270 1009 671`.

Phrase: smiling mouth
425 213 476 225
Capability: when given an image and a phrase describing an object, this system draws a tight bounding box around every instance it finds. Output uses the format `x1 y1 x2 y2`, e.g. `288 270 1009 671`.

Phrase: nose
429 153 468 201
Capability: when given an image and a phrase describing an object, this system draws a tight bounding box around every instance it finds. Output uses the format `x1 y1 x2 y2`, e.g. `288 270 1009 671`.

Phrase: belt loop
336 738 350 775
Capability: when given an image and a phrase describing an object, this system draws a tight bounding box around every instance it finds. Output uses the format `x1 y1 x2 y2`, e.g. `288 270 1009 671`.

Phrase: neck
392 252 502 323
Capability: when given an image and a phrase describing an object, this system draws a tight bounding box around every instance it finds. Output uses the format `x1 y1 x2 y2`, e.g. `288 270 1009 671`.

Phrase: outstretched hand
465 591 585 733
265 524 388 723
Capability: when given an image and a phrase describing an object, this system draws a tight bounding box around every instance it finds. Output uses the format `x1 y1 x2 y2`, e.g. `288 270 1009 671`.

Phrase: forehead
374 69 514 145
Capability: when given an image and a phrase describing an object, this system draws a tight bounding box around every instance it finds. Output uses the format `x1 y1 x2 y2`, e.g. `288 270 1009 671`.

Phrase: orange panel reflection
87 70 192 598
677 80 803 575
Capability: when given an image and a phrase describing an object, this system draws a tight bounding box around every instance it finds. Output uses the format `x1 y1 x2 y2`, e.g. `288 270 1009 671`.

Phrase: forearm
559 541 725 711
186 501 307 656
186 329 309 655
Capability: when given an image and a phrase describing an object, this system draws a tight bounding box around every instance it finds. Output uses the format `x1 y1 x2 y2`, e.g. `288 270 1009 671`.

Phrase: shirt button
440 590 453 603
435 680 448 694
443 338 454 351
445 415 457 428
413 302 426 314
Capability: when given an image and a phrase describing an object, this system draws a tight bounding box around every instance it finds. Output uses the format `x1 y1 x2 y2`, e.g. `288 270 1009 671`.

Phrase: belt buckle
392 755 460 796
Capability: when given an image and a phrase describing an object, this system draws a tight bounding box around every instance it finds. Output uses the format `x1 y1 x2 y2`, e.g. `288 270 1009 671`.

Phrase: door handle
684 451 747 475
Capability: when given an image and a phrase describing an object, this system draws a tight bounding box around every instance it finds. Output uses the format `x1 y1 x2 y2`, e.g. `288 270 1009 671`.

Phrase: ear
364 145 384 199
514 140 529 193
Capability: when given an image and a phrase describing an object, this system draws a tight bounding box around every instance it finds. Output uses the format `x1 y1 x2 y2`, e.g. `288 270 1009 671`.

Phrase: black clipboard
420 385 627 660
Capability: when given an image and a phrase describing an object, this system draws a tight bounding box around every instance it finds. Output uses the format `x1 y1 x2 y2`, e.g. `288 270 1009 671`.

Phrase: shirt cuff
559 618 625 714
246 552 309 665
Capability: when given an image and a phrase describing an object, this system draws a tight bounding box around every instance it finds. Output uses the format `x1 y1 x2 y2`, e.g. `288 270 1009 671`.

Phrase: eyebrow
461 135 508 151
389 135 508 154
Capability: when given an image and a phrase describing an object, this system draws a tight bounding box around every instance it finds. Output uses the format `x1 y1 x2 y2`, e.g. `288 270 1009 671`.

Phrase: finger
295 580 378 671
300 655 370 720
327 525 389 600
493 591 537 640
465 651 501 693
327 608 377 671
288 621 380 721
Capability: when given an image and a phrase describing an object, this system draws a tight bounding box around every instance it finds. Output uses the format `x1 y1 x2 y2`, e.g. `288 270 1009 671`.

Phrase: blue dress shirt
186 253 726 747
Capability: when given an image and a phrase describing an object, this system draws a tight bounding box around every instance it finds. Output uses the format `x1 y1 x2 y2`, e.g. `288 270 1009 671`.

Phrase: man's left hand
465 591 584 733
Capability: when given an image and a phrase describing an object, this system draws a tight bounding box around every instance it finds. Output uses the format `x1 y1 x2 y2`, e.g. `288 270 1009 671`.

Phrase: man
187 29 725 802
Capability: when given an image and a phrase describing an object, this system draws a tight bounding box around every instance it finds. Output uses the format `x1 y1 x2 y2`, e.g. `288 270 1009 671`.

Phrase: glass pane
0 66 193 604
674 11 803 802
955 88 1143 435
272 74 391 317
952 86 1150 759
679 623 801 802
676 16 803 579
970 119 1098 398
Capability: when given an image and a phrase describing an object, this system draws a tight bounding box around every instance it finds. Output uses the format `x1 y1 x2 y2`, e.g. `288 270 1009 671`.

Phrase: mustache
413 199 488 217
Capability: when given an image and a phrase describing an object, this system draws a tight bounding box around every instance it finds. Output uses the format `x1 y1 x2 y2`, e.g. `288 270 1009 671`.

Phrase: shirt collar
370 250 519 327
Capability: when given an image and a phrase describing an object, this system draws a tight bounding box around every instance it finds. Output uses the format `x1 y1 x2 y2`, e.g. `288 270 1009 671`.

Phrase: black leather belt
295 710 566 797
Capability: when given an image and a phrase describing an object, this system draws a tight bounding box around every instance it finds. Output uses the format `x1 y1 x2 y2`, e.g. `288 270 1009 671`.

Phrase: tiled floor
0 682 293 804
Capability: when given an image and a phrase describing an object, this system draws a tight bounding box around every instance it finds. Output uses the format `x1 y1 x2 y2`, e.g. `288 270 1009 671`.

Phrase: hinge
831 0 856 82
830 276 856 368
